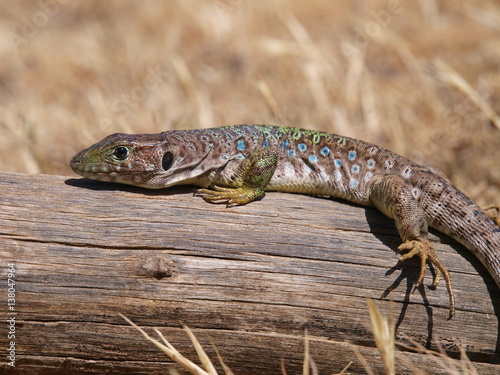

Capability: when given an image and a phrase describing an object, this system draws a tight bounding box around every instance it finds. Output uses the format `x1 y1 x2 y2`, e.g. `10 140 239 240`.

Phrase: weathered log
0 171 499 374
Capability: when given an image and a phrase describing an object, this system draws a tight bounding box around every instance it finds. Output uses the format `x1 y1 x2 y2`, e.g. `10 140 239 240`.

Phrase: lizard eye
162 151 173 171
113 147 129 160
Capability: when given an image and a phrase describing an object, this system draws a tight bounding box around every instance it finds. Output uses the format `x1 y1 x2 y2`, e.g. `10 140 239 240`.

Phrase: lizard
70 124 500 318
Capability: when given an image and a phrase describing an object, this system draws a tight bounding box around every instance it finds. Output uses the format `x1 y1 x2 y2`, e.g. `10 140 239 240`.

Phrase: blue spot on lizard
321 147 331 156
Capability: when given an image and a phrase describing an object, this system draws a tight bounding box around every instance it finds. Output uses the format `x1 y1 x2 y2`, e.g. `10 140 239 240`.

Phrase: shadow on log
0 171 499 374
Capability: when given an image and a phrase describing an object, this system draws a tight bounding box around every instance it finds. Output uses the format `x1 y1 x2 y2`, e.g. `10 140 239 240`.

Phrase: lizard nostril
70 156 81 169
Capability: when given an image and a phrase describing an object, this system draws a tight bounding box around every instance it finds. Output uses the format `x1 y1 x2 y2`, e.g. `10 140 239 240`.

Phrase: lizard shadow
65 177 197 197
365 208 500 363
65 178 269 204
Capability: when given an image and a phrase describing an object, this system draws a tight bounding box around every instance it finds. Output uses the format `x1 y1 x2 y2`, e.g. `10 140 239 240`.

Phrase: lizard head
70 132 172 188
70 131 217 189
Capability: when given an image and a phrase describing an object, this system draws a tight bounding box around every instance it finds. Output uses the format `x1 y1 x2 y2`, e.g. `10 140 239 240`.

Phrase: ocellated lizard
70 124 500 318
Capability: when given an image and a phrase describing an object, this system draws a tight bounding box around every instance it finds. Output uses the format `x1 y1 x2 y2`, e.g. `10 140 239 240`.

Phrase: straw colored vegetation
0 0 498 206
121 301 480 375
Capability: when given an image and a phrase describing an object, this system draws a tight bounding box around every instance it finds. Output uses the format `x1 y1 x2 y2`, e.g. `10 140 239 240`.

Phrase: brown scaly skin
70 124 500 318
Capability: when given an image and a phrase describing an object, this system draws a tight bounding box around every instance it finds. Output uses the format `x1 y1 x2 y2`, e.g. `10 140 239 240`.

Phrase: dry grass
120 300 479 374
0 0 499 204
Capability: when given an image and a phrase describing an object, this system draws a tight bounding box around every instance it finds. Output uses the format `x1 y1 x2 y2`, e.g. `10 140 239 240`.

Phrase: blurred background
0 0 499 205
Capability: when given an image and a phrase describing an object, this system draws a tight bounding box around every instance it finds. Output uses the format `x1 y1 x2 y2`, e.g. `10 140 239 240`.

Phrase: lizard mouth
71 156 111 173
70 154 122 178
70 163 134 184
70 154 146 186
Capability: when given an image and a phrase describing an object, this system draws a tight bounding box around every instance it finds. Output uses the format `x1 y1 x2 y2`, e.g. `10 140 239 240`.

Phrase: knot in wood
139 255 177 280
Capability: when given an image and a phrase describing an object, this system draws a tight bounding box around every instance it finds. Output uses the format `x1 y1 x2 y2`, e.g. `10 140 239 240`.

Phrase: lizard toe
397 239 454 318
195 186 263 206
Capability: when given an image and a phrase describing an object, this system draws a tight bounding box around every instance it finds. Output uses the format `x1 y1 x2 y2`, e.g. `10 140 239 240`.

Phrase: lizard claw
397 239 454 319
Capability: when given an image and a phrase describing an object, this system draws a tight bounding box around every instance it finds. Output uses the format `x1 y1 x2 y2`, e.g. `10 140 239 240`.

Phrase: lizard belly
267 172 371 205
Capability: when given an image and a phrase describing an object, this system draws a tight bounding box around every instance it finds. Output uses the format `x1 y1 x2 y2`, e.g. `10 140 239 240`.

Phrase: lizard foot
397 239 455 319
195 185 264 206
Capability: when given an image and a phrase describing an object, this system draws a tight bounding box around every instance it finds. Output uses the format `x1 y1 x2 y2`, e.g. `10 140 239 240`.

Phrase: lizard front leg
196 148 279 206
368 175 455 318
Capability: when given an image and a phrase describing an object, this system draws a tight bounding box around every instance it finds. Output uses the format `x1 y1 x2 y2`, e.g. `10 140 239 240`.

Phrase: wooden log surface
0 171 499 374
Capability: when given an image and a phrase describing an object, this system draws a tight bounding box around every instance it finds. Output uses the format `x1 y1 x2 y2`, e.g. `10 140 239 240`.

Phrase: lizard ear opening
162 151 174 171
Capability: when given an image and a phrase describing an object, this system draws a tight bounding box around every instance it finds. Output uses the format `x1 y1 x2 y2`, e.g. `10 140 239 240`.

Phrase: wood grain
0 171 499 374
